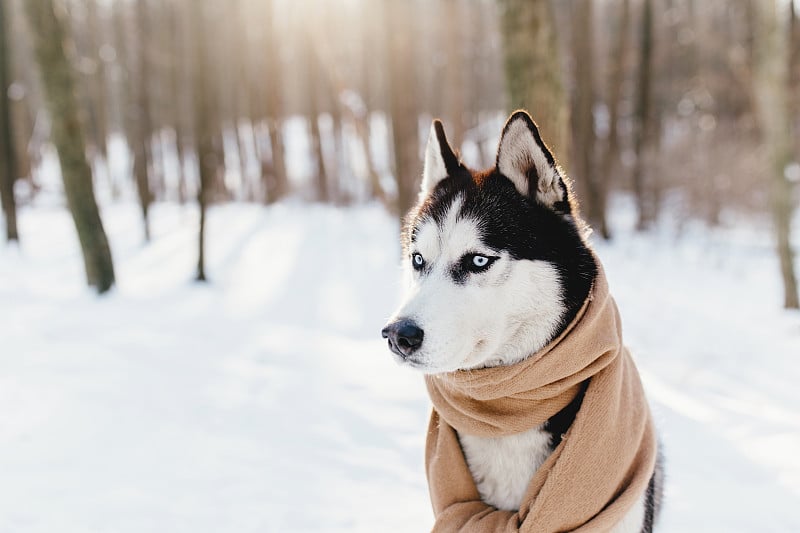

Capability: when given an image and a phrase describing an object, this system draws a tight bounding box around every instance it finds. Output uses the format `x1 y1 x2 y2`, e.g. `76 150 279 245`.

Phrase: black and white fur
382 111 663 532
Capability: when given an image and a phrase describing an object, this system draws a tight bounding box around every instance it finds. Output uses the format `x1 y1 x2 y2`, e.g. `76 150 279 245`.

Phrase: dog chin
395 357 449 374
397 343 494 374
389 350 452 374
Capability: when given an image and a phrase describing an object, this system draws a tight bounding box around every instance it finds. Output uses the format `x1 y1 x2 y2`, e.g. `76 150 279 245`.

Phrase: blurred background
1 0 799 532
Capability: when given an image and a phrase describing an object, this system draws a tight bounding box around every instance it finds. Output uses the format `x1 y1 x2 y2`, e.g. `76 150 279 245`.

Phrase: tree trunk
263 0 288 204
87 0 119 200
9 86 34 188
443 0 465 150
789 0 799 159
632 0 656 231
329 97 346 204
0 0 19 242
25 0 115 293
752 0 799 309
355 112 387 206
308 112 328 203
167 1 187 204
499 0 570 170
111 0 131 158
599 0 631 240
132 0 153 241
84 0 110 167
571 0 608 238
193 0 215 282
6 0 34 189
305 34 329 203
386 0 419 218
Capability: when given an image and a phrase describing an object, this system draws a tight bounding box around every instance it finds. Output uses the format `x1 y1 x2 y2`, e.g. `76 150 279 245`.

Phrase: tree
5 0 36 189
305 32 329 203
571 0 609 238
600 0 631 238
499 0 570 169
192 0 214 282
25 0 115 293
752 0 799 309
0 0 18 242
790 0 799 160
83 0 110 172
631 0 656 230
262 0 288 204
167 0 188 203
132 0 154 241
84 0 116 198
111 0 131 160
443 0 466 151
386 0 419 218
599 0 631 240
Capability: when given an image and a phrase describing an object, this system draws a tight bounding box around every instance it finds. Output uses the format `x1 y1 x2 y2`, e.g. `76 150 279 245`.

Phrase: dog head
382 111 597 374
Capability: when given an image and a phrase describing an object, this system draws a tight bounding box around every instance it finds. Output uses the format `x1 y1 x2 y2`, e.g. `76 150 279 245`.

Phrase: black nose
381 319 424 358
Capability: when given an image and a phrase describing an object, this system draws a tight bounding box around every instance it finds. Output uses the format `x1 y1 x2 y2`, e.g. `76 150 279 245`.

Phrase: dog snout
381 319 424 358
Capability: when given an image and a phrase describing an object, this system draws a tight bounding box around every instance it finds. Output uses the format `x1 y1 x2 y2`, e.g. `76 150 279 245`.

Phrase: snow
1 198 799 532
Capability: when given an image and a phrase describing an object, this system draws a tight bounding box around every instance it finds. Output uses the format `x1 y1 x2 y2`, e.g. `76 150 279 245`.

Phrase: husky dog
381 111 663 532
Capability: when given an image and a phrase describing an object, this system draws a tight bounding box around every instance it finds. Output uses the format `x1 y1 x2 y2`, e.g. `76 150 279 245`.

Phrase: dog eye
464 254 497 273
412 253 425 270
472 255 489 267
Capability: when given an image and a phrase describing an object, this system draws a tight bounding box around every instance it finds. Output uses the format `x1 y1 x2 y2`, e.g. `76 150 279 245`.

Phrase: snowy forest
1 0 799 532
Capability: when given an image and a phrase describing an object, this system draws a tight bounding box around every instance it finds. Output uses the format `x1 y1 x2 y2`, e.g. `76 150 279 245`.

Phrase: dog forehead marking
415 196 484 263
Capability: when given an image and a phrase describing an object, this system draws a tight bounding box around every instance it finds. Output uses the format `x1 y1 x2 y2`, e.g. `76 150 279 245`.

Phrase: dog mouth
391 338 491 374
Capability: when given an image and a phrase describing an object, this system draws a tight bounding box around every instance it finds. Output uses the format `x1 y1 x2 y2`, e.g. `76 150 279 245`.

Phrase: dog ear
420 119 460 195
496 110 571 214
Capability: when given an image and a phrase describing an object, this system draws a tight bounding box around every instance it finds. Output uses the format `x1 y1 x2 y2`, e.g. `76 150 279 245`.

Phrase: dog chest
458 425 554 512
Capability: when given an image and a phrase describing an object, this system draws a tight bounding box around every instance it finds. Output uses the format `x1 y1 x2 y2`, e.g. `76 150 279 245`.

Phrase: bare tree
598 0 631 240
84 0 110 171
132 0 153 241
386 0 419 218
443 0 465 151
25 0 115 292
111 0 130 153
192 0 215 282
752 0 799 309
231 0 256 201
632 0 656 230
790 0 799 159
499 0 570 169
6 0 36 190
0 0 19 242
263 0 288 204
167 0 187 203
305 32 329 203
571 0 608 238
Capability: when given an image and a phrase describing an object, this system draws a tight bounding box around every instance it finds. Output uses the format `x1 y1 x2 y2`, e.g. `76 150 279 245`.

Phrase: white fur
461 428 647 530
610 493 647 533
421 123 449 196
459 425 553 511
390 198 566 374
497 117 564 207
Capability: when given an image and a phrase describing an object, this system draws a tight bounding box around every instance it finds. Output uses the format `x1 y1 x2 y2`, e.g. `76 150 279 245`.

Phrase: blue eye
412 253 425 270
463 253 497 273
472 255 489 267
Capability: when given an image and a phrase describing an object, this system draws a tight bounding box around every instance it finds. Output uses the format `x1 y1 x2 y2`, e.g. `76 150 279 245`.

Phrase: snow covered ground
1 199 799 532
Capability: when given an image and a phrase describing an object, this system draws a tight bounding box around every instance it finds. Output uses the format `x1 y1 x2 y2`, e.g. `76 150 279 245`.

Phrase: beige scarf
424 264 657 532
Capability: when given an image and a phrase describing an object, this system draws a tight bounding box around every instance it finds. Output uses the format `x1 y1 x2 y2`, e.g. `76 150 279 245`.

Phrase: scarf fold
424 263 657 532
